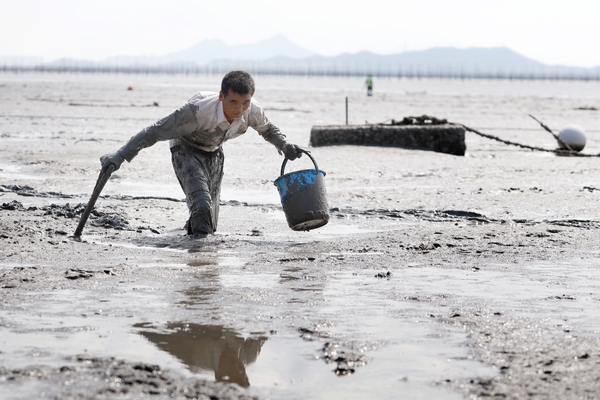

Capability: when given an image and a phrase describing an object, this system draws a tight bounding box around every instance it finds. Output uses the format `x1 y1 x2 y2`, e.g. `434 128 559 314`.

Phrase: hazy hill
258 47 547 72
101 40 549 71
5 36 600 79
104 34 318 66
0 55 43 66
202 46 596 78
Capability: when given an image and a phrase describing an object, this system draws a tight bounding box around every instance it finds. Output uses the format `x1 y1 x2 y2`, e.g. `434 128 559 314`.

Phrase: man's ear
218 91 224 101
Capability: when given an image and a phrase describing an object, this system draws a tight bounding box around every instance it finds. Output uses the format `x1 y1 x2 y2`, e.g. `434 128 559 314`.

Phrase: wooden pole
345 97 348 125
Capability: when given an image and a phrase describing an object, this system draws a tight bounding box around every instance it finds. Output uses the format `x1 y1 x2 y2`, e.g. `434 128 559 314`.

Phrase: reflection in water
136 322 266 387
279 266 327 299
179 269 221 306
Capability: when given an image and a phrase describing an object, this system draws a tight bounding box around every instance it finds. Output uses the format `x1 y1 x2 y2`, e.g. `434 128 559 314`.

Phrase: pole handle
73 164 115 238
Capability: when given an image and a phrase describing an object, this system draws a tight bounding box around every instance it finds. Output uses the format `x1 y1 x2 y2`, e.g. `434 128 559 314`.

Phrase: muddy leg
171 146 224 234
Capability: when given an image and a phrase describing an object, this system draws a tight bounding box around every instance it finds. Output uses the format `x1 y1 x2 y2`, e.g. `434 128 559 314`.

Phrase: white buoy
558 124 586 152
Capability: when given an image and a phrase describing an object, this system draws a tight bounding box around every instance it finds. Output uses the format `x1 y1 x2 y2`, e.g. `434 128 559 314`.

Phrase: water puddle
0 288 187 372
0 164 48 181
4 252 599 399
131 317 490 399
126 264 499 399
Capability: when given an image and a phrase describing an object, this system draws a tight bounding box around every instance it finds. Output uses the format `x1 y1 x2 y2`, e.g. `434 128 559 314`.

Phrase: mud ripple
330 207 600 230
330 207 495 224
545 219 600 229
0 184 75 199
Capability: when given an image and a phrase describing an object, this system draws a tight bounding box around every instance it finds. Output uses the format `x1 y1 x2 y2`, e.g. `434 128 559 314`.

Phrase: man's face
219 90 252 123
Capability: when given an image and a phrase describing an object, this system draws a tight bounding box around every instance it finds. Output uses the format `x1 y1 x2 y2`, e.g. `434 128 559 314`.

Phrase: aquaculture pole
345 97 348 125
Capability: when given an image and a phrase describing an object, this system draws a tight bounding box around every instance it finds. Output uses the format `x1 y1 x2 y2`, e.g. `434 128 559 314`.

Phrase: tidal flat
1 72 600 399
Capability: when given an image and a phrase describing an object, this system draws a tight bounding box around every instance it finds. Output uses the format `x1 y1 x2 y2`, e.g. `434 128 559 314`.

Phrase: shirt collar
216 99 248 129
216 100 229 127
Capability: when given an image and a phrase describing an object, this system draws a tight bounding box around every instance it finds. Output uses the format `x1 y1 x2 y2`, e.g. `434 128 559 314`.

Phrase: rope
527 114 573 151
456 123 600 157
375 115 600 157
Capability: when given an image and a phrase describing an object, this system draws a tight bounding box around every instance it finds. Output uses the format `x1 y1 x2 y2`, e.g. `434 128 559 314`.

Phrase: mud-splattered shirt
117 91 287 162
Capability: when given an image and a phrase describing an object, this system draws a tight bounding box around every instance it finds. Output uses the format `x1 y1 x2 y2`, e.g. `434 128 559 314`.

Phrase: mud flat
2 72 600 399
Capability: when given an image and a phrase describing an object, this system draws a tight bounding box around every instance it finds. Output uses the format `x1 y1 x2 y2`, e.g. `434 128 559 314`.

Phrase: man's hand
100 152 125 172
282 143 304 160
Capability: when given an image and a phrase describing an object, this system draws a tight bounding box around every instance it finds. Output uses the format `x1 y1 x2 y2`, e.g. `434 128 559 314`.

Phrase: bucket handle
280 149 319 177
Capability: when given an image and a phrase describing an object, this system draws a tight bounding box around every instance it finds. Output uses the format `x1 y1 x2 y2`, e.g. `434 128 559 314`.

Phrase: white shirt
170 91 271 152
118 91 283 161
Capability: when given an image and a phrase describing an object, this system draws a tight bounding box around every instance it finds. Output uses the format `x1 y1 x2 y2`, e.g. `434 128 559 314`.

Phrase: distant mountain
3 37 599 80
0 55 43 66
200 46 599 79
203 46 600 79
104 34 317 66
392 47 544 67
324 47 541 69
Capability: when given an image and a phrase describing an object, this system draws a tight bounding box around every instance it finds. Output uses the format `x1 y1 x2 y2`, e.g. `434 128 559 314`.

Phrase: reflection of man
137 323 265 387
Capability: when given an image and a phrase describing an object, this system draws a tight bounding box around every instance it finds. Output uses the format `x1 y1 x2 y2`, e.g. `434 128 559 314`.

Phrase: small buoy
127 86 133 91
558 124 586 152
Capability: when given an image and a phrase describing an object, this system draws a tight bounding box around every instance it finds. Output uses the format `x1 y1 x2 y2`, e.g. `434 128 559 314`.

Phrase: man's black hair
221 71 255 97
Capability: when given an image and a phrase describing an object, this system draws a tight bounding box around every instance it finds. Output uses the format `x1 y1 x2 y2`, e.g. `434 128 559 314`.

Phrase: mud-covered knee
188 190 212 213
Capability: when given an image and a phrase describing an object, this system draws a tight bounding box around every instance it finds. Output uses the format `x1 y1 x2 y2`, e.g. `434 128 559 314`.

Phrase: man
100 71 303 236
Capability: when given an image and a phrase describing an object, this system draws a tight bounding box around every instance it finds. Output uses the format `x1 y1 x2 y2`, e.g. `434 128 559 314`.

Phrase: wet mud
298 327 372 376
2 73 600 399
0 355 259 400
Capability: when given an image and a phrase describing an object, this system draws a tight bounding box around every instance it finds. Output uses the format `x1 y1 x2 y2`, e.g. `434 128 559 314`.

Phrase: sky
1 0 599 68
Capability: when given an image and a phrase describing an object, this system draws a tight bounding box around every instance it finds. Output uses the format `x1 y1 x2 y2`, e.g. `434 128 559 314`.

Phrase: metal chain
375 115 599 157
456 123 600 157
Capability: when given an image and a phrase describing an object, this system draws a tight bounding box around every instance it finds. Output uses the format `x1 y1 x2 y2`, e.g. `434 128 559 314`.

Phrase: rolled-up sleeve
248 101 288 150
118 103 200 162
247 101 270 134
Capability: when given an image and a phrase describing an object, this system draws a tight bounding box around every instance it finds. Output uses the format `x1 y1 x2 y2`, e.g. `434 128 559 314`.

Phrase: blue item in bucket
274 151 329 231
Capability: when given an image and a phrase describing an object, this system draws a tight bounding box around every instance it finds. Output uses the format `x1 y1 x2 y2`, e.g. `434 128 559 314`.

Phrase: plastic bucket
274 151 329 231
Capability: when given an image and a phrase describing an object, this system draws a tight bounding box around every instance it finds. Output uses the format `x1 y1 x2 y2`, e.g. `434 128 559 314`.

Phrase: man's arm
260 123 303 160
100 103 199 171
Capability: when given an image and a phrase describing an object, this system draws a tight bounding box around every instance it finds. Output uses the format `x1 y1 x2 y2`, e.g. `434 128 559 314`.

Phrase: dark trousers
171 145 224 234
